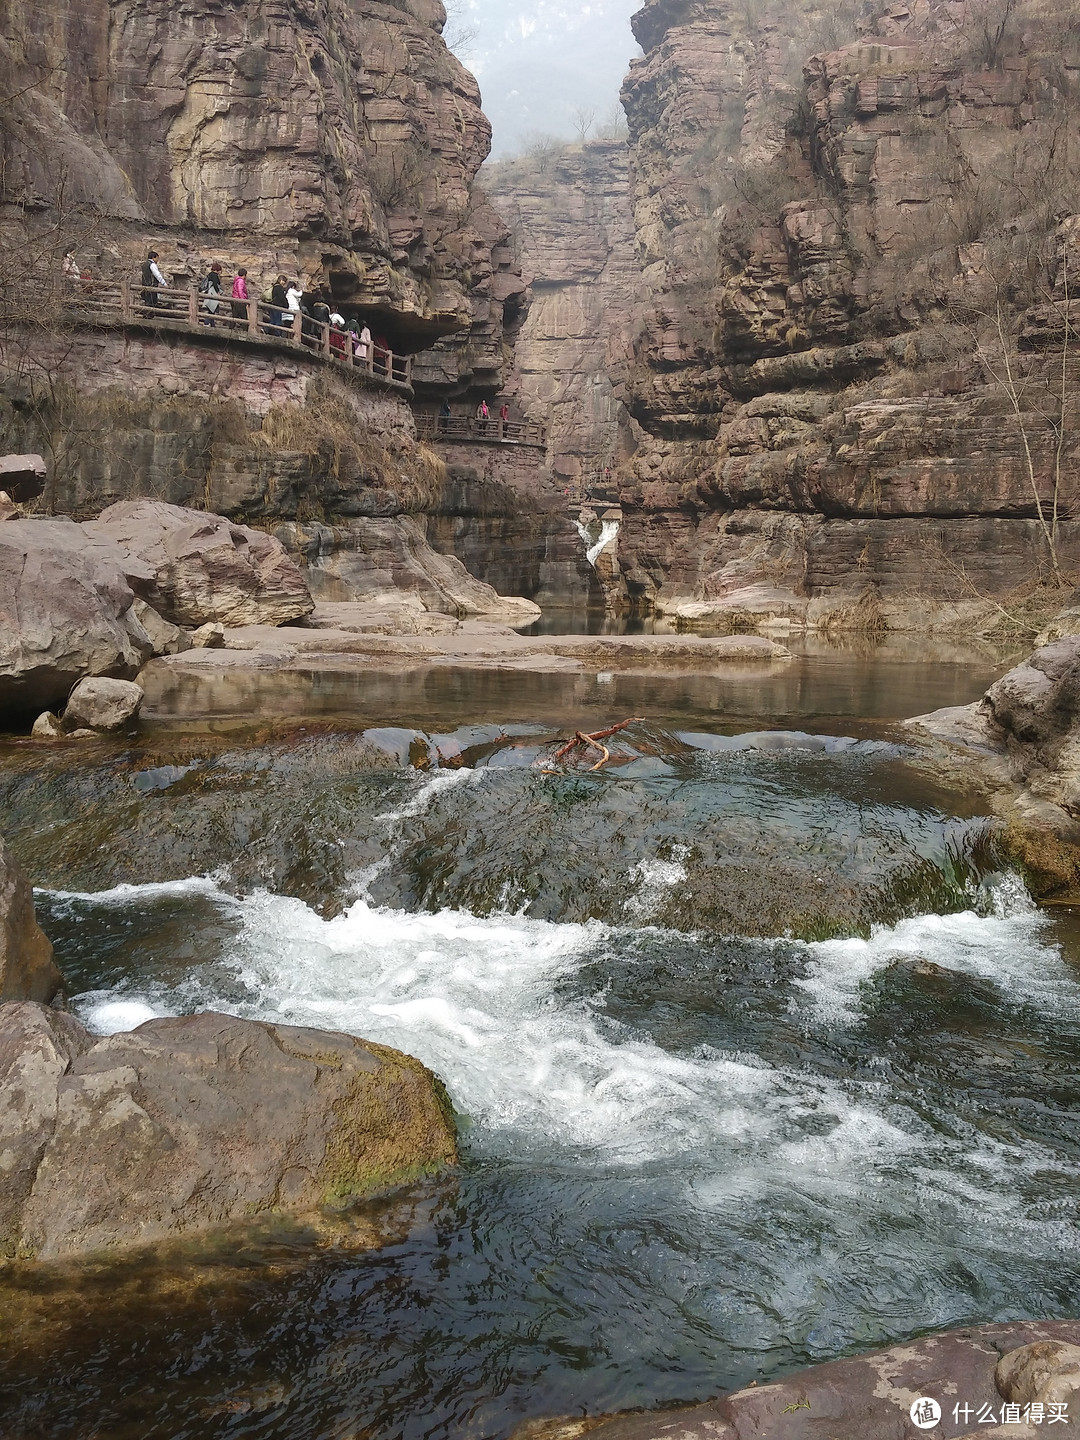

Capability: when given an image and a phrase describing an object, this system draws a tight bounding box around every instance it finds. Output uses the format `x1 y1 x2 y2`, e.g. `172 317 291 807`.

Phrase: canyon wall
616 0 1080 630
0 0 595 606
484 140 643 491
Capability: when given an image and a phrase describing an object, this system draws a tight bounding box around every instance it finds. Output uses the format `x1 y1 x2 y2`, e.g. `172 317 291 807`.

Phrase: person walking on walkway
231 267 249 324
499 400 510 437
476 398 489 434
199 262 223 326
141 250 166 309
270 275 289 334
285 281 303 339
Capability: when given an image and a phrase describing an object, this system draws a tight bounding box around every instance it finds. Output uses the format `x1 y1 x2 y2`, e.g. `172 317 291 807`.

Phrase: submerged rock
0 517 154 718
514 1322 1080 1440
0 1005 457 1261
0 838 64 1005
62 677 143 733
86 500 314 629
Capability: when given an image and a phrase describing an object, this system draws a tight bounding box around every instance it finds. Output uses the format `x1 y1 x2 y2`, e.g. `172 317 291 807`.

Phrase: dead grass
255 381 446 512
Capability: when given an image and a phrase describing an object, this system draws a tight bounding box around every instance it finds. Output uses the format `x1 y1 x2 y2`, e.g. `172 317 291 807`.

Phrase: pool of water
4 654 1077 1440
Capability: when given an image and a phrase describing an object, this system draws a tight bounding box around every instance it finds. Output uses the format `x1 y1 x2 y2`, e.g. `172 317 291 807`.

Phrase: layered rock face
617 0 1080 627
0 0 513 352
485 141 643 490
0 0 561 608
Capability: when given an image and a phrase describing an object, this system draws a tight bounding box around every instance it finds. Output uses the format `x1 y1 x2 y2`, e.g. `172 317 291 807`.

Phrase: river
2 643 1079 1440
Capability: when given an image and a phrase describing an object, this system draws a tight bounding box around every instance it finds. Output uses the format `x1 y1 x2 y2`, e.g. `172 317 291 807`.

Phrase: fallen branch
540 717 644 771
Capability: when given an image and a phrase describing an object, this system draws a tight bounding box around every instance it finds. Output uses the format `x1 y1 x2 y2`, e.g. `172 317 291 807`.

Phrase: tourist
476 398 490 434
285 281 303 339
62 249 80 283
198 262 223 326
329 312 348 358
141 250 166 308
270 275 289 334
499 400 510 436
373 333 390 374
439 399 451 433
355 321 372 365
230 267 249 324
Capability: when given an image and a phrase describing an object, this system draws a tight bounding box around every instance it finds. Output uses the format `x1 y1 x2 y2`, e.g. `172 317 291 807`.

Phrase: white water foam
52 857 1080 1233
375 767 486 824
793 873 1079 1025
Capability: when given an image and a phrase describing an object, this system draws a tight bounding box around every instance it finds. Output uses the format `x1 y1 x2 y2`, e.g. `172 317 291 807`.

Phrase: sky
443 0 644 158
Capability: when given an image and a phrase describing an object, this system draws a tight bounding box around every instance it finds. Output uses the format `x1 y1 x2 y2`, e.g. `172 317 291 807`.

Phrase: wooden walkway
62 281 414 393
414 413 547 448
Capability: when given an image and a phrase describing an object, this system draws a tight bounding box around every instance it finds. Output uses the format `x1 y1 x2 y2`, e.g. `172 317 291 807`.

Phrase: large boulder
0 453 46 503
0 838 65 1005
62 676 144 733
0 518 155 717
0 1005 457 1260
86 500 314 628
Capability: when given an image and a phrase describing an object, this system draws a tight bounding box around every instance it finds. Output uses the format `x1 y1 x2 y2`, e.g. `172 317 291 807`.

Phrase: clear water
3 664 1079 1440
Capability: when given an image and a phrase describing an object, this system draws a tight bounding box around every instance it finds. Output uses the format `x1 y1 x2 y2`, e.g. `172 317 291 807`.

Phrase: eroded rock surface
87 500 314 628
614 0 1080 628
0 518 154 717
0 839 64 1006
0 1005 457 1261
512 1322 1080 1440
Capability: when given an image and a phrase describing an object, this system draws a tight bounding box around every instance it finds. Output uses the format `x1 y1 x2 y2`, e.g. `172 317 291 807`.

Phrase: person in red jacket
231 267 249 323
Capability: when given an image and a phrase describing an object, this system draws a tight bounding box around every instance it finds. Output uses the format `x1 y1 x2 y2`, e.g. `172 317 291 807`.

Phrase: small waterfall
575 517 619 568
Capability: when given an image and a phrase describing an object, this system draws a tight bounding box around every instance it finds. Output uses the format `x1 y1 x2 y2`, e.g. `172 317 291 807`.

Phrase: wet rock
0 517 155 717
0 838 65 1005
85 501 314 629
132 598 191 657
62 677 143 733
30 712 63 741
2 1005 457 1261
996 1340 1080 1409
527 1321 1080 1440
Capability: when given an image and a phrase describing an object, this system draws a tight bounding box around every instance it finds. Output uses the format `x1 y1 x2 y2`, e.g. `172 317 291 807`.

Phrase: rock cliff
615 0 1080 631
485 141 643 492
0 0 596 608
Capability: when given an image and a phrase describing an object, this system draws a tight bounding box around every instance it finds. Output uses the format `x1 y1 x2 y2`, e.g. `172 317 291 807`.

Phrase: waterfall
575 517 619 568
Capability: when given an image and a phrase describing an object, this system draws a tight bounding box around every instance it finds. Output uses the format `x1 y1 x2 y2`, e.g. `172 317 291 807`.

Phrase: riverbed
3 643 1078 1440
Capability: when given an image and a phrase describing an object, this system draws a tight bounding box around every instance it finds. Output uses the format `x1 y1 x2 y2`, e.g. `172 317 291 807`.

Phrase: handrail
58 279 413 389
414 412 547 447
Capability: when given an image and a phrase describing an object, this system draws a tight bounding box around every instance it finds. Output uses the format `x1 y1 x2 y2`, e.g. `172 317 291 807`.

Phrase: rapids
2 661 1079 1440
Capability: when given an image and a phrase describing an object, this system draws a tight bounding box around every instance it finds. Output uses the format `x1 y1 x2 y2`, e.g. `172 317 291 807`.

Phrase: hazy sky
444 0 643 158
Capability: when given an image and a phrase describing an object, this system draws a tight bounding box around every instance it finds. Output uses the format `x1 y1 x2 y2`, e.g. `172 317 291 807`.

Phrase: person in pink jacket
231 267 249 323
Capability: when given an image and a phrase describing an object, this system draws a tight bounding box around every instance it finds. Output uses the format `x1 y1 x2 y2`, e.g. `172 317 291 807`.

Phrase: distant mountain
444 0 642 157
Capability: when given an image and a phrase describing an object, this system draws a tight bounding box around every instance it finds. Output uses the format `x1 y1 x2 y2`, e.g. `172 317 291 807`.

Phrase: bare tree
571 106 596 145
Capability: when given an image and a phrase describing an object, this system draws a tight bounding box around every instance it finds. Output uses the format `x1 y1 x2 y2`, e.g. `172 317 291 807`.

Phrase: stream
2 647 1079 1440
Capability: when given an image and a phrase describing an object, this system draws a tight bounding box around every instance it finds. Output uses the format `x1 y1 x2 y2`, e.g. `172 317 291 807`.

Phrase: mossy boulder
0 1005 457 1261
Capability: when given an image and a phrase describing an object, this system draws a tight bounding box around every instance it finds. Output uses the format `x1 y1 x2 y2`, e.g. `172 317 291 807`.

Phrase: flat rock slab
529 1322 1080 1440
147 626 792 677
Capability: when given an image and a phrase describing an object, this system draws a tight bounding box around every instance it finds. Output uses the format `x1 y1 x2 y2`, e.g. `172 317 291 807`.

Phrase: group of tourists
132 251 390 370
438 398 514 436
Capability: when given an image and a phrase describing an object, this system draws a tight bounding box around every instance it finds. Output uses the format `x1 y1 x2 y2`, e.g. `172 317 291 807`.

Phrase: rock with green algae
0 1004 457 1261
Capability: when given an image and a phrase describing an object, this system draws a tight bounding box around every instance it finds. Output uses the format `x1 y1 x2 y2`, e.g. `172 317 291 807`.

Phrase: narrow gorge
4 0 1080 1438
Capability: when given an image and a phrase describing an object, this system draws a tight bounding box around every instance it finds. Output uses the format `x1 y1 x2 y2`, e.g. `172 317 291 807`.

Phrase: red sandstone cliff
616 0 1080 632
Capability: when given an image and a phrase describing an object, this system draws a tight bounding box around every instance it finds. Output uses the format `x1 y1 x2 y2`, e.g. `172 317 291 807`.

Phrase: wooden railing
414 412 547 447
62 280 413 388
